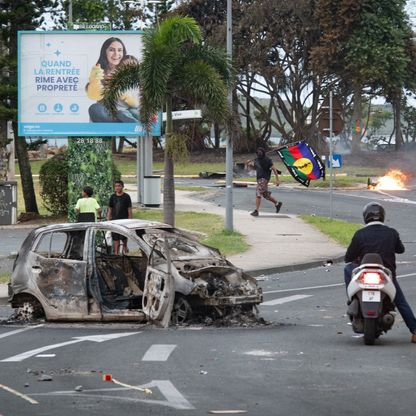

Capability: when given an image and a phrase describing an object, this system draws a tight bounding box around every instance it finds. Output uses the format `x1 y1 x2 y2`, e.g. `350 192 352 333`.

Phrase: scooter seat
361 253 383 265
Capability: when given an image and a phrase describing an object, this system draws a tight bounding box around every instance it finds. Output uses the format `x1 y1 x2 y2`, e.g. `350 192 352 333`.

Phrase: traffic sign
327 154 342 168
318 96 344 136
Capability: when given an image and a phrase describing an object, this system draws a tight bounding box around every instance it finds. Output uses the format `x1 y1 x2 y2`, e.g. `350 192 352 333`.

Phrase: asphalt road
1 183 416 415
1 262 416 415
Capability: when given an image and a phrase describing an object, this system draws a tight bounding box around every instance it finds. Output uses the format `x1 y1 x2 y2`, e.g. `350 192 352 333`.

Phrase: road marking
262 294 312 306
1 332 141 363
0 324 44 340
0 383 38 405
398 273 416 278
142 344 176 362
263 283 343 295
262 272 416 296
35 354 56 358
31 380 194 410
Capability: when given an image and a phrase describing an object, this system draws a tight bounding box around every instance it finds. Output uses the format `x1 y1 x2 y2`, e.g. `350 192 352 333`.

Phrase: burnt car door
142 237 175 327
30 230 88 317
90 227 149 316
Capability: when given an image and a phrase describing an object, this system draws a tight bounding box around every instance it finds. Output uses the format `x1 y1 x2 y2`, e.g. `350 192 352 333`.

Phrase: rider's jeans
344 263 416 334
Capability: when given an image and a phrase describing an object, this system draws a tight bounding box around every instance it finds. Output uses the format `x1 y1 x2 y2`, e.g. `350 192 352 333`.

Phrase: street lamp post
123 0 160 205
225 0 233 231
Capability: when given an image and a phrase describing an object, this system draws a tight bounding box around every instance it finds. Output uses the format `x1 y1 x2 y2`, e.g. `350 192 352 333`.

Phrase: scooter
346 253 396 345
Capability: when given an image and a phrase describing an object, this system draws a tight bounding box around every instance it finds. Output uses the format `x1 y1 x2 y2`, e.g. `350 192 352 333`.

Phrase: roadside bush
39 152 68 215
39 150 121 215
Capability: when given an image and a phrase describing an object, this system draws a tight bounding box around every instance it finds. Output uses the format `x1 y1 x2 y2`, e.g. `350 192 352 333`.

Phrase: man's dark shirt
254 156 273 181
345 222 405 276
108 193 132 220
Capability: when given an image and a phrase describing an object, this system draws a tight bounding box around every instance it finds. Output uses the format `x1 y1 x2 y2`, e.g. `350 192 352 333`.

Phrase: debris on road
37 374 53 382
103 373 152 395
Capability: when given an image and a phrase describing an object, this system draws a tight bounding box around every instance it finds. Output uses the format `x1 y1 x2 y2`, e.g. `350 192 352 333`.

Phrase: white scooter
347 253 396 345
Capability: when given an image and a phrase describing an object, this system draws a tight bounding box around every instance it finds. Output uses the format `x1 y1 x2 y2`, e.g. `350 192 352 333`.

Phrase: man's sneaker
250 210 259 217
411 333 416 343
275 202 283 213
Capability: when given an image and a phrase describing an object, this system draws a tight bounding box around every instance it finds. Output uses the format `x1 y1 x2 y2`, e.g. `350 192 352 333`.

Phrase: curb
245 255 345 277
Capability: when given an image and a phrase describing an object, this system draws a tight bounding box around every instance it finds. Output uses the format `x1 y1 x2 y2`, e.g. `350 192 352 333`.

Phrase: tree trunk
393 92 403 151
163 96 175 226
214 123 220 148
0 121 8 181
117 137 125 153
351 84 362 154
12 124 38 214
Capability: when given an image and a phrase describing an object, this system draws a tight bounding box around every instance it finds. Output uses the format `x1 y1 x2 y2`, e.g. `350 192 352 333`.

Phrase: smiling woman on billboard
86 37 140 123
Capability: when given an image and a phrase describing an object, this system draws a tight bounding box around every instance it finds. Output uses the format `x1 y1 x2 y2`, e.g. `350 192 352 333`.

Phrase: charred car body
8 220 262 325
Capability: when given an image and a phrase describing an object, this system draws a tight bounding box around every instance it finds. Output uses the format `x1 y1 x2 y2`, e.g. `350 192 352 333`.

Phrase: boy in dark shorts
107 180 133 254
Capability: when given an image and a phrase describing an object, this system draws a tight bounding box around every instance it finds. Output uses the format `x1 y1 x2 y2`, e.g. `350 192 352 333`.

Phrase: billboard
18 31 161 137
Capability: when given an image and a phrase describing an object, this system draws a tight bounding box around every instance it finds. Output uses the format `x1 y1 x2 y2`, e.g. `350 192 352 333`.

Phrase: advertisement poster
18 31 161 137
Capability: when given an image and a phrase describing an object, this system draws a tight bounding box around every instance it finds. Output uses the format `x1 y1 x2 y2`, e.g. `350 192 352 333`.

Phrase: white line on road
142 344 177 362
31 380 195 410
262 294 312 306
0 383 38 405
262 272 416 296
1 332 141 363
263 283 343 295
0 324 44 340
398 273 416 278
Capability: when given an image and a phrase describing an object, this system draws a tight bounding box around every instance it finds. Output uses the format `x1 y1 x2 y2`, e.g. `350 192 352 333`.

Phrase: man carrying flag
276 140 325 187
246 147 283 217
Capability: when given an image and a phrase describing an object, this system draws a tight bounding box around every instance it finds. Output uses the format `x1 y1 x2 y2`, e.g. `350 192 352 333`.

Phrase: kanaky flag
276 141 325 187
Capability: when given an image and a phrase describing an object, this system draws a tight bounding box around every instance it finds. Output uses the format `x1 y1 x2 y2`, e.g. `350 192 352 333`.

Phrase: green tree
0 0 58 214
312 0 413 152
176 0 326 150
103 15 231 226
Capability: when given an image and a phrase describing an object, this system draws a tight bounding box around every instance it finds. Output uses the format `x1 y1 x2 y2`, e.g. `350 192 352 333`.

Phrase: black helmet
363 202 385 224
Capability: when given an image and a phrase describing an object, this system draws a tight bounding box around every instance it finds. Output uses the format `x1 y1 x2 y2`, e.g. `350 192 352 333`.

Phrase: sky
406 0 416 27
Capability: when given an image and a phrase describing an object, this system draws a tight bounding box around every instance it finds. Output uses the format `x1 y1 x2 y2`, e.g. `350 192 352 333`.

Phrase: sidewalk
0 189 346 299
174 190 345 276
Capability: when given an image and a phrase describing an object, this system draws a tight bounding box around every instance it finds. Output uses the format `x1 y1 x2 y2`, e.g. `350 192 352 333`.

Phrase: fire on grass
367 169 408 191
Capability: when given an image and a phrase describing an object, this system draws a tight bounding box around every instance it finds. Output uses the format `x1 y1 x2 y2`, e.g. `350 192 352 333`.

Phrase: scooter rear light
361 272 383 285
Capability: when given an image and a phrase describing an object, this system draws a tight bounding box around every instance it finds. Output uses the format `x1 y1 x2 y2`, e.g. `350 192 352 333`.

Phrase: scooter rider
344 202 416 343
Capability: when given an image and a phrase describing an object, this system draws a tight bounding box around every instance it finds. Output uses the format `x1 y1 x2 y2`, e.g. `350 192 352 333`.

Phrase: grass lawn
300 214 362 247
0 272 10 284
133 209 249 256
10 157 375 273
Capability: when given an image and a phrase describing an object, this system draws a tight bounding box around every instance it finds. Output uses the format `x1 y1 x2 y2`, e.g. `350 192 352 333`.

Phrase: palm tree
103 15 232 226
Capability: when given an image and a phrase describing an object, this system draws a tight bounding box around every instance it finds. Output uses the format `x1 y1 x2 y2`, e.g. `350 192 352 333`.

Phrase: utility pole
225 0 233 231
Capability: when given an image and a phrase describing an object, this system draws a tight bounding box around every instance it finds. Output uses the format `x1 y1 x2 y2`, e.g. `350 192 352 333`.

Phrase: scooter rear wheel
364 318 376 345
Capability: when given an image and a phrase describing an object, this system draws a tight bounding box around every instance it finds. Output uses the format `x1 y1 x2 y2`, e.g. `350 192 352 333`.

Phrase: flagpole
329 90 334 220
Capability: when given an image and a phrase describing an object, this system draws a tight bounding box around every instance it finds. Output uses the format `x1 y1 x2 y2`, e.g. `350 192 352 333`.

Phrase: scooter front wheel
364 318 376 345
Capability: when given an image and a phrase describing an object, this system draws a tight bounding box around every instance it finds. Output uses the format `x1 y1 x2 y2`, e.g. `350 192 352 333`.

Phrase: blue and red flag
276 141 325 187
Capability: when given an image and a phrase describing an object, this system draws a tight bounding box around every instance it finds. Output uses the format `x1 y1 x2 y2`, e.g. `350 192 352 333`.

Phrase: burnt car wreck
8 220 262 326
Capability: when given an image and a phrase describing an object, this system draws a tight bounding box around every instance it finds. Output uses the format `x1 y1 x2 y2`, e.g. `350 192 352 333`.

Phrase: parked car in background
8 220 262 326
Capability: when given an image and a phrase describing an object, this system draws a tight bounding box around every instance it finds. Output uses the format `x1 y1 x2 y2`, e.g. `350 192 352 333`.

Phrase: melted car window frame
33 230 86 260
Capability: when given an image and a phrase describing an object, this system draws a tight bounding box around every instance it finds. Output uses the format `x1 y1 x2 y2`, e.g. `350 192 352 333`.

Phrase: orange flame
370 169 407 191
